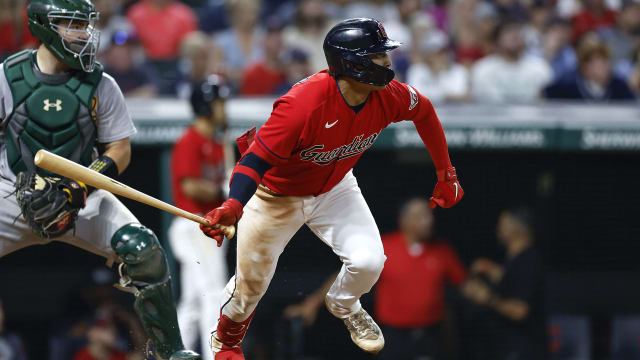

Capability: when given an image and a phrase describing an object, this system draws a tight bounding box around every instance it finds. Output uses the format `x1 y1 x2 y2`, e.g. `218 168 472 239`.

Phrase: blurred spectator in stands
103 31 156 98
213 0 264 89
94 0 133 54
275 48 314 94
178 31 216 98
450 0 496 66
407 30 470 103
598 0 640 69
462 206 547 360
523 0 553 56
472 19 552 103
72 319 127 360
383 0 425 80
197 0 230 34
128 0 198 94
283 0 335 73
240 18 287 96
627 48 640 94
0 297 27 360
0 0 38 61
426 0 450 32
284 198 467 360
345 0 399 23
540 18 578 81
544 40 636 100
571 0 617 43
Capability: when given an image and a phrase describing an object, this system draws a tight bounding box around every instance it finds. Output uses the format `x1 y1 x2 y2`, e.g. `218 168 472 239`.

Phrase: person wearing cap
169 76 234 360
103 30 156 97
407 30 470 103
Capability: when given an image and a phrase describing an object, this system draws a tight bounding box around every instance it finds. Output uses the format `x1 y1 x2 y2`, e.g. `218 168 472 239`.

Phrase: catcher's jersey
249 70 438 196
0 62 137 181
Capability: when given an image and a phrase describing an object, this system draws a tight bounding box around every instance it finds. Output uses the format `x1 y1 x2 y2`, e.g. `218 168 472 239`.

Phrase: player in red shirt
169 76 233 359
200 18 464 359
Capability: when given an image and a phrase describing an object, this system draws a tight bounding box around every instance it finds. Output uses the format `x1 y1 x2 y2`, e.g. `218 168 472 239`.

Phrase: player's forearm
102 137 132 174
228 152 273 206
181 178 221 203
413 113 452 173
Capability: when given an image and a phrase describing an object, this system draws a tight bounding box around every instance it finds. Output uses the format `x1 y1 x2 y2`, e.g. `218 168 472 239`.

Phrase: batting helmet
323 18 400 86
190 75 231 117
28 0 101 72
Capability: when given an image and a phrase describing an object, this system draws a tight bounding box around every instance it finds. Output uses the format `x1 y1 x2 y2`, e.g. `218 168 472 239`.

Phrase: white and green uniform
0 50 136 262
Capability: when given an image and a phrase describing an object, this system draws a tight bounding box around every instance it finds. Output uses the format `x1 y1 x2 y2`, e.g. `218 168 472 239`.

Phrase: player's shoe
210 312 256 360
341 308 385 354
144 340 202 360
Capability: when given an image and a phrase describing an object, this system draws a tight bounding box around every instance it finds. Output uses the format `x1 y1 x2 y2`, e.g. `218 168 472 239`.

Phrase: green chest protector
3 50 101 175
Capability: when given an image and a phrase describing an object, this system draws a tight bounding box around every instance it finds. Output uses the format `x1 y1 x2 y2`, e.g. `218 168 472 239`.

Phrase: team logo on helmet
378 23 388 40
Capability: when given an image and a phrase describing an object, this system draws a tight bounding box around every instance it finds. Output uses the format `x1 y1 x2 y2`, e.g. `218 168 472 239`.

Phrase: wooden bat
34 149 235 239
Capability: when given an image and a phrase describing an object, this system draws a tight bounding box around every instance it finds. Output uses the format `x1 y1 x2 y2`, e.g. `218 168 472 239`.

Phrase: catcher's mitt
15 171 87 238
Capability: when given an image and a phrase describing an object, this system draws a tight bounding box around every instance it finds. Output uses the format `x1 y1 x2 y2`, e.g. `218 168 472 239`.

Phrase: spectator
544 40 636 100
103 31 156 98
407 30 471 103
462 207 547 360
450 0 495 66
383 0 425 81
72 319 127 360
283 0 335 73
325 0 352 20
93 0 133 54
523 0 554 56
240 19 287 96
213 0 264 88
471 19 552 103
571 0 617 43
598 0 640 67
345 0 399 23
177 31 216 98
169 76 233 359
540 18 578 81
196 0 230 34
627 48 640 94
284 198 467 360
274 48 314 94
0 0 38 61
0 297 27 360
426 0 450 32
128 0 198 94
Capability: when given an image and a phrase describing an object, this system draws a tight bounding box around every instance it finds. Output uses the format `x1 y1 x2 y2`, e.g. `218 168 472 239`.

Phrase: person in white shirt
407 30 470 103
471 19 552 103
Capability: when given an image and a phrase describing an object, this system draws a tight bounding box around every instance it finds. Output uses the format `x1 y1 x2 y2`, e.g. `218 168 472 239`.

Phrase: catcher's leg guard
111 223 200 360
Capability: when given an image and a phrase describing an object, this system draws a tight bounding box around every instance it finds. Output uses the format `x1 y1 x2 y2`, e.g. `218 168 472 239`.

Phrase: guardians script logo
300 133 379 165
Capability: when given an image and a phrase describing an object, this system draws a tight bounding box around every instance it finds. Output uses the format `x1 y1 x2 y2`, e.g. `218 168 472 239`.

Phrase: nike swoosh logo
325 120 339 128
454 183 459 200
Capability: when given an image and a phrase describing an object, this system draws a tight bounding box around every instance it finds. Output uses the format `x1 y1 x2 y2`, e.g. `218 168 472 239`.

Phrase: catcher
0 1 200 359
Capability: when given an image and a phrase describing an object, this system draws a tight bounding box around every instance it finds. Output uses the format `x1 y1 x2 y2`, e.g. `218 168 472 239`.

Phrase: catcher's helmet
190 75 231 117
323 18 400 86
28 0 100 72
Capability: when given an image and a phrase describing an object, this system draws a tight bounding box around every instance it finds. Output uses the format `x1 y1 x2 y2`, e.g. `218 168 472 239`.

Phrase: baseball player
0 1 200 359
169 76 232 360
201 18 464 359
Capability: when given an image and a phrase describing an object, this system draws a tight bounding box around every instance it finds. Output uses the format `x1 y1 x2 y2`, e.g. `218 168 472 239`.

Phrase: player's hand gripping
200 198 243 246
430 166 464 209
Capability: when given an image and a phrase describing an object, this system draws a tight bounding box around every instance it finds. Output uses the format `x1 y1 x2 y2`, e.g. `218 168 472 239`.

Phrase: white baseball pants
221 170 386 321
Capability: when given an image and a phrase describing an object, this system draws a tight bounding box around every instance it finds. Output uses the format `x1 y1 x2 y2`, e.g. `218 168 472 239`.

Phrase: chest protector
3 50 100 175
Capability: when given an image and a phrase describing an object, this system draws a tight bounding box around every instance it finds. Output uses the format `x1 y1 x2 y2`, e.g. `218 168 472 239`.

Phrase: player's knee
347 248 386 276
111 223 168 283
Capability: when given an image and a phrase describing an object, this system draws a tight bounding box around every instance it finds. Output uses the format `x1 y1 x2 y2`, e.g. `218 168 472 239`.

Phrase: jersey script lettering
300 132 379 165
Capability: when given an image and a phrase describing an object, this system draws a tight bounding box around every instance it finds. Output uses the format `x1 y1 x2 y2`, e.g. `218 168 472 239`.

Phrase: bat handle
211 222 236 239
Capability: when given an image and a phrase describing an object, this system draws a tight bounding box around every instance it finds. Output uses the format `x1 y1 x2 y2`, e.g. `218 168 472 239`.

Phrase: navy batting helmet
323 18 400 86
190 75 231 117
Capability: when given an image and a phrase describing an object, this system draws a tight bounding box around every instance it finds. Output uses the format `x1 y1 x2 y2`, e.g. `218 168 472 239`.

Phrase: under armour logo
43 99 62 112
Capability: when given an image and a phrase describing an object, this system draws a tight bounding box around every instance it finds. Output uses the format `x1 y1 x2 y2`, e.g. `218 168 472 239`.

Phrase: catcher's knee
111 223 168 284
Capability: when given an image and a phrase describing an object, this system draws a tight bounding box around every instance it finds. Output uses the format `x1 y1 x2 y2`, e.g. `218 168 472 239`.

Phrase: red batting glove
430 166 464 209
200 198 244 246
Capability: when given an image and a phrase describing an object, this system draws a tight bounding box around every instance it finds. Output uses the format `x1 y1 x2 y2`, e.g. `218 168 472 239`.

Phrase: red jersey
246 70 451 196
375 232 467 328
171 127 225 214
73 348 126 360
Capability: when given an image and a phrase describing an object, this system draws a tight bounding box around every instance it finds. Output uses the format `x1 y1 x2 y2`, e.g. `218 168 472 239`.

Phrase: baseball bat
33 149 235 239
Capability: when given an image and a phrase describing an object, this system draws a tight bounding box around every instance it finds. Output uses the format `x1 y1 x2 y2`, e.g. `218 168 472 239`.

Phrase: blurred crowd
3 0 640 102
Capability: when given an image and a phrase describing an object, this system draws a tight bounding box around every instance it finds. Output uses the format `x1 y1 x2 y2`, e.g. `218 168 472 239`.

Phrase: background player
0 0 199 358
169 75 233 360
200 18 464 359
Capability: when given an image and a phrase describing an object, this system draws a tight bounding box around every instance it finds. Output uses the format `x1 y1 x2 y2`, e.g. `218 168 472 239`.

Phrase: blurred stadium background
2 0 640 359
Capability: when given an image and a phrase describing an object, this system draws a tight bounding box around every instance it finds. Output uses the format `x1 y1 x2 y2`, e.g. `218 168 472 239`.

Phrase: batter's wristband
86 155 118 193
